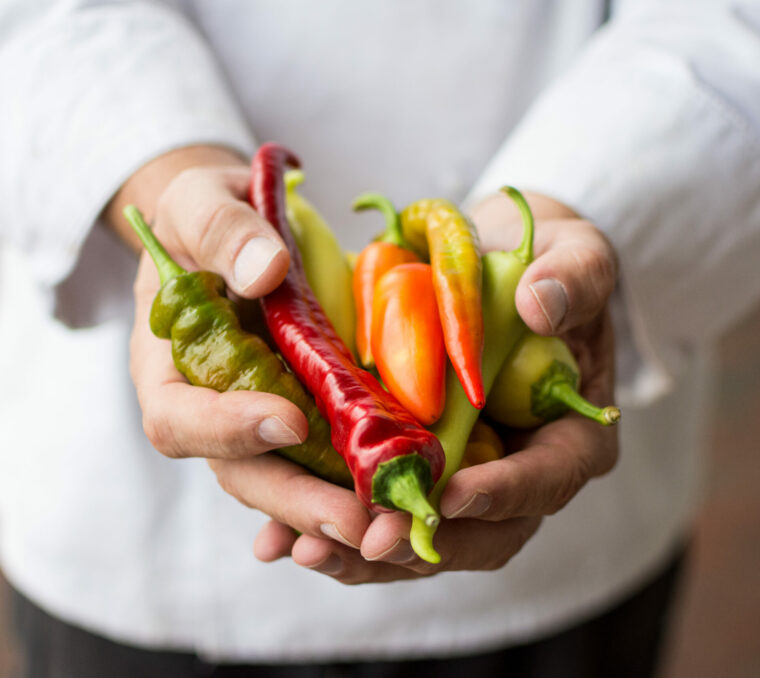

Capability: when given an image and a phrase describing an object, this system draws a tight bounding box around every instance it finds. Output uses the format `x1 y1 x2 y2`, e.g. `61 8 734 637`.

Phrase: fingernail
258 417 302 446
233 237 282 292
320 523 360 549
529 278 568 332
366 539 416 564
446 492 492 519
309 553 343 576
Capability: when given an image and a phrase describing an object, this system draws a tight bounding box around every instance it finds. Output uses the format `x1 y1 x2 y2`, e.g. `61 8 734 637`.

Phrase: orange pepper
460 418 505 468
352 194 419 368
371 263 446 426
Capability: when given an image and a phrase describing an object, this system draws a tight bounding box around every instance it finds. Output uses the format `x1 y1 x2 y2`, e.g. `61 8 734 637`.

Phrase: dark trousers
8 553 683 678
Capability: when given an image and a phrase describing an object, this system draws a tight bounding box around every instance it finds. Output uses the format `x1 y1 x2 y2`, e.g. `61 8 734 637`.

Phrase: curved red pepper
250 143 444 525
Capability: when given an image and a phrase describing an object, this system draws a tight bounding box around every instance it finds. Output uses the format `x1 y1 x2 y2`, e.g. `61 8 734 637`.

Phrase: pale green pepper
409 187 535 563
284 171 357 354
487 333 620 428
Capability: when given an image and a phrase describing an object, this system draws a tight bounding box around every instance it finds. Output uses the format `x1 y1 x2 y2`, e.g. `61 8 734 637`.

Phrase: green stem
387 471 440 528
352 193 411 249
123 205 185 285
372 454 439 528
550 381 621 426
501 186 534 265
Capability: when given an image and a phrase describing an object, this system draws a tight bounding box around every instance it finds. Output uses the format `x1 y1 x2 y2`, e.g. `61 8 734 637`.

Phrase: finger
155 165 290 298
360 512 542 575
440 416 619 521
131 255 308 459
292 534 424 584
253 520 298 562
515 220 617 334
208 454 372 549
293 514 540 583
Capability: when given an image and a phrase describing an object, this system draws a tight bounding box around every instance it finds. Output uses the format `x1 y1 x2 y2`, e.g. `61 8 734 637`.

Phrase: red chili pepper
352 193 419 368
371 262 446 426
250 143 444 526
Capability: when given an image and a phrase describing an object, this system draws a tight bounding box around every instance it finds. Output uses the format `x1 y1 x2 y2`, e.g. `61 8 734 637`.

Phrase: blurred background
1 309 758 677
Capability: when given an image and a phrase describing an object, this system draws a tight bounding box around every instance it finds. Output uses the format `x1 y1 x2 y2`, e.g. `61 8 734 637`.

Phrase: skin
106 144 619 583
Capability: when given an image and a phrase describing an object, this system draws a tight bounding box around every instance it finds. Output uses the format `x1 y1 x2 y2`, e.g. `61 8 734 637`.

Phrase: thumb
157 166 291 298
515 222 617 335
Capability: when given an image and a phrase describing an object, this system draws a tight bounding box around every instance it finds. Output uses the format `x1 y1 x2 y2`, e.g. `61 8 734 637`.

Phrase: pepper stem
549 380 621 426
372 454 439 528
352 193 411 249
410 516 441 564
123 205 185 285
387 471 440 528
501 186 534 265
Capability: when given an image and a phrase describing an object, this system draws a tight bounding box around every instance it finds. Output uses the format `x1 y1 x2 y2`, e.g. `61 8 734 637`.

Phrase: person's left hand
252 191 620 583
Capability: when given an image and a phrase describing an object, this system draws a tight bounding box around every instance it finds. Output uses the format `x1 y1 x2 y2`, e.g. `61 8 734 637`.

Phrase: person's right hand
108 146 373 555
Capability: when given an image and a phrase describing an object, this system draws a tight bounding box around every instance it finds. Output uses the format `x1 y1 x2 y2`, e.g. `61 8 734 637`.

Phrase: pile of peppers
129 142 620 564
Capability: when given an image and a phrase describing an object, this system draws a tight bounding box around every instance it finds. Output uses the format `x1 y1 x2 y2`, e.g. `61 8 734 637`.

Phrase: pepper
460 418 505 468
284 170 357 354
371 262 447 425
409 186 535 563
487 333 621 428
123 205 353 488
352 193 419 368
250 143 445 525
400 199 485 409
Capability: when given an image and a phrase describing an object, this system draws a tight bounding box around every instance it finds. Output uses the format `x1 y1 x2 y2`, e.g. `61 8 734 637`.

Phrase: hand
256 191 619 583
107 146 373 551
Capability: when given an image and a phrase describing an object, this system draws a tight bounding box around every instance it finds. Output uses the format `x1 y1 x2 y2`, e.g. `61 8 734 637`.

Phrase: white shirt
1 0 759 662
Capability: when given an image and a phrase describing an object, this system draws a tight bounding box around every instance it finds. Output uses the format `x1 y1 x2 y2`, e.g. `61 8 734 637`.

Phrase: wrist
104 144 248 251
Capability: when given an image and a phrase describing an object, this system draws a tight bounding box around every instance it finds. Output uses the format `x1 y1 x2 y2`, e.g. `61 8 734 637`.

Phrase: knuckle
574 247 616 308
141 409 180 458
212 461 254 509
197 201 250 264
595 436 620 476
547 456 591 515
155 167 202 222
213 464 238 500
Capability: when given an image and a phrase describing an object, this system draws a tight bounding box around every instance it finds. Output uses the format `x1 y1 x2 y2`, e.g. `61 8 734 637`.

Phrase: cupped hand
256 191 620 583
114 148 373 551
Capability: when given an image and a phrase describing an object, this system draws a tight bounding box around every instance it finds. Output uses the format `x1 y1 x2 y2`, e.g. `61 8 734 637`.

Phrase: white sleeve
467 0 760 402
0 1 256 288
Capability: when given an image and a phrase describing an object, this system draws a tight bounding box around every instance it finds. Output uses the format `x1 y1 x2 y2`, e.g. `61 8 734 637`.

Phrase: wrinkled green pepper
124 205 353 488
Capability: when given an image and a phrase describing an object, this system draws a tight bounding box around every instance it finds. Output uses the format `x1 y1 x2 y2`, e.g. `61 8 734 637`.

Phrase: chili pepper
460 419 505 468
352 193 419 368
250 143 445 525
284 170 357 355
400 199 485 409
123 205 353 488
409 186 535 563
487 333 621 428
371 262 447 426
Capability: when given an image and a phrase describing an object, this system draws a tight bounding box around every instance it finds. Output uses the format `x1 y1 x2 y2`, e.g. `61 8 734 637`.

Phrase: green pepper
284 171 357 355
124 205 353 488
409 186 535 563
486 333 621 428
